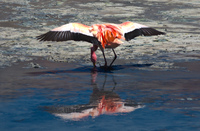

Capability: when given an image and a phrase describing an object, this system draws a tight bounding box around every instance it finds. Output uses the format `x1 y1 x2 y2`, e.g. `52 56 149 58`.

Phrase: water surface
0 59 200 131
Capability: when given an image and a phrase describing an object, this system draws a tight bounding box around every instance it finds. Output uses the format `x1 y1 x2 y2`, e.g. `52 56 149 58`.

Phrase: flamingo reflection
44 70 143 121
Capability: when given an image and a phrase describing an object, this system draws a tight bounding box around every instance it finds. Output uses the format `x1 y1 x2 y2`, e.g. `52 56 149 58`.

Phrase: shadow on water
42 69 144 121
28 63 153 75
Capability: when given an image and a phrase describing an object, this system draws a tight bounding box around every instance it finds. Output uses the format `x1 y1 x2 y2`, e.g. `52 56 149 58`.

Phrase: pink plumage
37 21 165 68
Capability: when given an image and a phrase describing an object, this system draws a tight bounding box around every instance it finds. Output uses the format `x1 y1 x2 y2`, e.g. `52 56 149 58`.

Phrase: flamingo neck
91 45 98 67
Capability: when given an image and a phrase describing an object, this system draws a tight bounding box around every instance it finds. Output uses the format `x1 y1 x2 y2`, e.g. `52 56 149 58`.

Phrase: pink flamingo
37 21 165 68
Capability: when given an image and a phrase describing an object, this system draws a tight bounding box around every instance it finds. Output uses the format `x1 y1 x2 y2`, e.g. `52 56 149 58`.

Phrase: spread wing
120 21 165 41
36 23 99 43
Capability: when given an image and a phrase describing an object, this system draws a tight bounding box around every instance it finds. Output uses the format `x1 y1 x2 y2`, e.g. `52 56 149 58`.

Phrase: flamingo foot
99 64 114 70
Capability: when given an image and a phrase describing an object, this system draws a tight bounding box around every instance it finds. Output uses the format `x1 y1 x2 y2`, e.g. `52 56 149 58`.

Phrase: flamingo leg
101 50 107 67
109 48 117 67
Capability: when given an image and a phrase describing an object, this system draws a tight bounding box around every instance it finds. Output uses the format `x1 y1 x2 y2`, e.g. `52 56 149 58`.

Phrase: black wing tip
124 28 166 41
160 31 166 35
141 28 166 36
36 31 66 42
36 31 99 43
154 30 166 35
36 36 43 41
36 31 50 41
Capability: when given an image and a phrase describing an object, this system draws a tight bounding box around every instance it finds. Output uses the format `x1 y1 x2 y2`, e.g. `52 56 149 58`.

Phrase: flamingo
37 21 165 68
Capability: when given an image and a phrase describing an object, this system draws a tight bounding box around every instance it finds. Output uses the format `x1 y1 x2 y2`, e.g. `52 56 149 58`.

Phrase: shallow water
0 59 200 131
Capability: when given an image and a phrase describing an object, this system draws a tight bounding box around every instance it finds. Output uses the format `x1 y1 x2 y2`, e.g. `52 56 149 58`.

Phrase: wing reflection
44 69 143 121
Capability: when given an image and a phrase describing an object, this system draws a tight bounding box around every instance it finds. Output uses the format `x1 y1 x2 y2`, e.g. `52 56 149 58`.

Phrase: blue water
0 62 200 131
